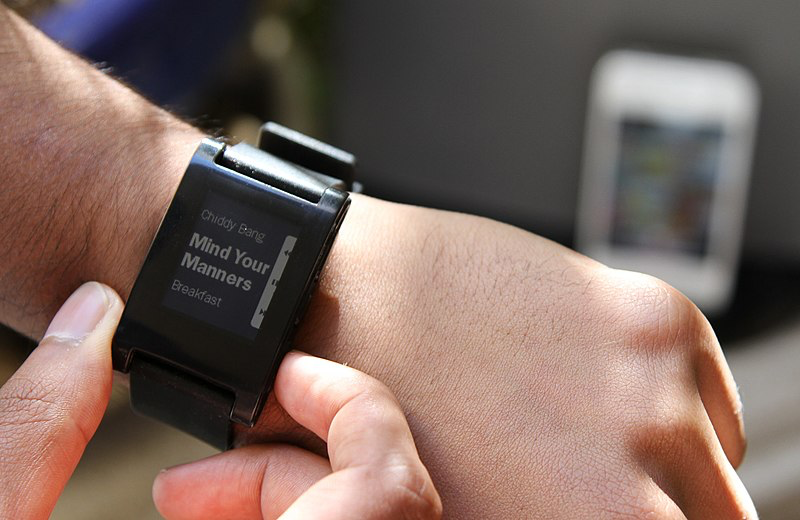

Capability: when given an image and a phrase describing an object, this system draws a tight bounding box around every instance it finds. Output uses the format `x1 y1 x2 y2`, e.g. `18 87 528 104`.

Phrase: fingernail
44 282 110 341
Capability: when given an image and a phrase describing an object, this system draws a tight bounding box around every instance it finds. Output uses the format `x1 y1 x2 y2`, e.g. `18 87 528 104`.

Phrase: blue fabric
36 0 251 107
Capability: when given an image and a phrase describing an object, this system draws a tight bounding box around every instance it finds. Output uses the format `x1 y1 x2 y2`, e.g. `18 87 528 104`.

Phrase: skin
0 5 755 519
0 283 441 519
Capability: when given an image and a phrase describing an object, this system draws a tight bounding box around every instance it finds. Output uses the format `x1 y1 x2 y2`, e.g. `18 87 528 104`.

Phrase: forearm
0 6 380 422
0 3 387 451
0 7 753 518
0 6 201 338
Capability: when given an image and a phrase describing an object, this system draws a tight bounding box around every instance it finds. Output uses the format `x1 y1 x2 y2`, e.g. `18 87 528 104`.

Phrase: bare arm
0 6 200 337
0 7 754 518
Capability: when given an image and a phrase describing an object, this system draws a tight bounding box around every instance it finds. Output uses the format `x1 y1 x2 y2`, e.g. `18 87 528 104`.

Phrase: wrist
0 5 204 337
87 123 204 301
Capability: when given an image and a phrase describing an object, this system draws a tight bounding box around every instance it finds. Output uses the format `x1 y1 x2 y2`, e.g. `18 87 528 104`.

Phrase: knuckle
0 375 63 455
635 414 706 464
0 375 59 426
611 271 711 357
582 476 685 520
360 376 396 405
379 462 442 519
345 374 399 417
0 339 97 449
630 416 755 519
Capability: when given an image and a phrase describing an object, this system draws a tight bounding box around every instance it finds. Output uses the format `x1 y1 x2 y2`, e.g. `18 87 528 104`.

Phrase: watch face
162 190 300 340
113 140 350 425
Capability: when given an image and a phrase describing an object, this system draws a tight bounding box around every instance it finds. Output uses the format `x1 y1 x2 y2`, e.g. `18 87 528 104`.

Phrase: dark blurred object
329 1 800 264
715 262 800 343
35 0 251 109
13 0 334 142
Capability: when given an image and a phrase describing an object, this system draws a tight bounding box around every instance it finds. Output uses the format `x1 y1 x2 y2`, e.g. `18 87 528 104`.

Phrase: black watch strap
130 355 234 449
126 123 354 450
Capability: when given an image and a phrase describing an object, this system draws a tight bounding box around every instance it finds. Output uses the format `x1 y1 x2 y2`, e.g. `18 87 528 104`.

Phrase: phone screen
611 119 723 256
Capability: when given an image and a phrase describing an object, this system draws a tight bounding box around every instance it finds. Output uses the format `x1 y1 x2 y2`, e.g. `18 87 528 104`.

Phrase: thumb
0 282 122 519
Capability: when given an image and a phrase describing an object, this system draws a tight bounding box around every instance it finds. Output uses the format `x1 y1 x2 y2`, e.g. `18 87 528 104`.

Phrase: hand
153 352 442 519
0 7 756 517
0 282 123 519
243 196 757 519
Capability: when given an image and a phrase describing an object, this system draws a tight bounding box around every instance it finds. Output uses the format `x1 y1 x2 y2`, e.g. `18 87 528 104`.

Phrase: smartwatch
112 122 355 450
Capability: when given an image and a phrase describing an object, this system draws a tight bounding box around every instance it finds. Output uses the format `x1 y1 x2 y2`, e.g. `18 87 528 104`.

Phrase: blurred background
3 0 800 517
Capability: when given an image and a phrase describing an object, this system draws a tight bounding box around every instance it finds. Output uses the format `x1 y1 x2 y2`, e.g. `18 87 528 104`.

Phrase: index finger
274 351 441 518
0 283 121 519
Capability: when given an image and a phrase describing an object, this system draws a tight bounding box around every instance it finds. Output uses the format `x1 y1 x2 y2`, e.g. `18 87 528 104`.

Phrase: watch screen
162 190 299 340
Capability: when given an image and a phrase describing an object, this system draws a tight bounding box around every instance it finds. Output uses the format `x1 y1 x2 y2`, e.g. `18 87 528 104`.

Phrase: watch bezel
112 139 349 425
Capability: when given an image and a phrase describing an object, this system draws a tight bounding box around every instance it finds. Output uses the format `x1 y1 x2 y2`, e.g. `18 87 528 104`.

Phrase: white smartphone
575 50 759 314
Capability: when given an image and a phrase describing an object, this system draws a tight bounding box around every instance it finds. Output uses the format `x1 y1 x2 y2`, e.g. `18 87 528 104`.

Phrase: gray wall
330 1 800 261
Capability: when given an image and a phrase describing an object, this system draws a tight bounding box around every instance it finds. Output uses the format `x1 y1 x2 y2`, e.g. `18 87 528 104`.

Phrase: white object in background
575 50 759 314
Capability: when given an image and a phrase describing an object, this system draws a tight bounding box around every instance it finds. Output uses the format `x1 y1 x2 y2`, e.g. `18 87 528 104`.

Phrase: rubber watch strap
130 355 234 449
125 124 354 450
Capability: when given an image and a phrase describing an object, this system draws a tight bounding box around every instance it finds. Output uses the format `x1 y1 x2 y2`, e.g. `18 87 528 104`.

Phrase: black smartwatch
112 122 355 450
